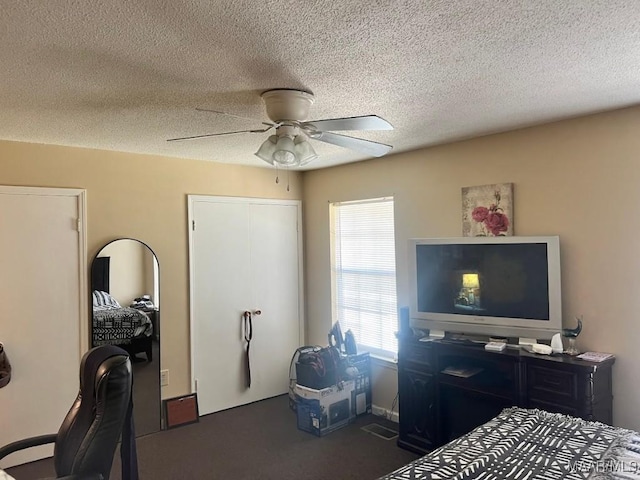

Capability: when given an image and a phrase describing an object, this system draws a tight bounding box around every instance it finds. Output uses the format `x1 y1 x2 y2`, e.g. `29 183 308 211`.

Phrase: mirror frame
90 237 162 435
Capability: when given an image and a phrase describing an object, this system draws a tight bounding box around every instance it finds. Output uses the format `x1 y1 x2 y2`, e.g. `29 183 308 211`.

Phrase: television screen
408 236 562 340
416 243 550 321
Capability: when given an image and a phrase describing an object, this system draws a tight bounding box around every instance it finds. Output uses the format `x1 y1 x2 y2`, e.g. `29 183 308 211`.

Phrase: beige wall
302 105 640 430
0 140 302 399
99 239 148 306
3 105 640 430
143 249 158 307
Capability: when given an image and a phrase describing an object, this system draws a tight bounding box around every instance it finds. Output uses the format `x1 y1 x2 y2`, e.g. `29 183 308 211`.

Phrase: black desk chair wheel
0 345 138 480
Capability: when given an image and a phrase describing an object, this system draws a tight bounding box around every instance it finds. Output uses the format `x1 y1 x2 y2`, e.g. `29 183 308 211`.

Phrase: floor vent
361 423 398 440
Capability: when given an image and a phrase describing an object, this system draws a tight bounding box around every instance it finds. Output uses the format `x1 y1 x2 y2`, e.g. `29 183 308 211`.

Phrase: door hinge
192 220 196 231
195 378 198 392
76 218 81 232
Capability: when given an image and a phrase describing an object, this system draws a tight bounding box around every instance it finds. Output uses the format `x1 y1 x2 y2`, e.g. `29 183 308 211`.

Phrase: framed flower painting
462 183 513 237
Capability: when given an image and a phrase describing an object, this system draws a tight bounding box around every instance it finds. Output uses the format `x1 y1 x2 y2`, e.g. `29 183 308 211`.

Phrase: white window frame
330 196 398 359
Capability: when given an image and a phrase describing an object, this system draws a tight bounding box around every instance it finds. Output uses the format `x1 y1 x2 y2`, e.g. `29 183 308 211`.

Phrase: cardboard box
294 380 355 436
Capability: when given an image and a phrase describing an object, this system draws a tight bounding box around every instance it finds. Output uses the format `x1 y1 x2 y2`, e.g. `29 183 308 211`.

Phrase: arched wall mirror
90 238 161 436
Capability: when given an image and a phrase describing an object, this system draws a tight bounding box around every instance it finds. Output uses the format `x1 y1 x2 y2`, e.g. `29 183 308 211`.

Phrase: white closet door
191 200 251 415
0 187 86 469
248 203 301 400
189 196 303 416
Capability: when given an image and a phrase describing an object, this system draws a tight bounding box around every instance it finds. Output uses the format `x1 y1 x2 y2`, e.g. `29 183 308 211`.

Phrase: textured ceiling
1 1 639 170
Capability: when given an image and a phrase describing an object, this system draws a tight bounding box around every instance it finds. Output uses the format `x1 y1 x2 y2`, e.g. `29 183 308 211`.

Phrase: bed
381 408 640 479
91 290 153 361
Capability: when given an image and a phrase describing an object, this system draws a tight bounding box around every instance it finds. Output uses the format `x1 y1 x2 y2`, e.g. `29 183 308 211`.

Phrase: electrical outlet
160 369 169 386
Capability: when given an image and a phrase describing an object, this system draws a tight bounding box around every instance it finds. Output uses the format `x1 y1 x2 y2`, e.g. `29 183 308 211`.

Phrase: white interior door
0 186 86 469
191 200 251 414
189 196 303 416
248 203 301 400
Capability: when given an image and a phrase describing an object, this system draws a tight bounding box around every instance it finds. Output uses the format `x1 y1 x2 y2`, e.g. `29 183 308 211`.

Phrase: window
330 197 398 358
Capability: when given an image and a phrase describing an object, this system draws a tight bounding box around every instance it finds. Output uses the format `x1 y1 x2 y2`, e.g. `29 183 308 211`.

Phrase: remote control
485 341 507 352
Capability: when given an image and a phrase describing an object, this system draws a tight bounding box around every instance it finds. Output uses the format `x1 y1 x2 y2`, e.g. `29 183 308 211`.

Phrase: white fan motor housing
261 89 315 123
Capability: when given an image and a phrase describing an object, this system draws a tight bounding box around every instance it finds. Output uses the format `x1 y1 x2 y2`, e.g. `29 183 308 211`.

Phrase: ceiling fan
167 89 394 168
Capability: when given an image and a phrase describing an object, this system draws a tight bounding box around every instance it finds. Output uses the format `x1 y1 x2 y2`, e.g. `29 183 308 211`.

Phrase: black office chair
0 345 138 480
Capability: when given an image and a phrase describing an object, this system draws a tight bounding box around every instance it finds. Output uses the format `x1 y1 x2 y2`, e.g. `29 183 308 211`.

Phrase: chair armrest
0 434 57 461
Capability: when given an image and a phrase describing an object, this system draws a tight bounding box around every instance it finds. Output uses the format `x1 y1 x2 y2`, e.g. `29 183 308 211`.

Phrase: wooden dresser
397 335 614 454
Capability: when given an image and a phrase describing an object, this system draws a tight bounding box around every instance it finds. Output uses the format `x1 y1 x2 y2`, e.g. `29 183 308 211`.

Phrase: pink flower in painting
470 189 511 236
485 211 509 236
471 206 489 222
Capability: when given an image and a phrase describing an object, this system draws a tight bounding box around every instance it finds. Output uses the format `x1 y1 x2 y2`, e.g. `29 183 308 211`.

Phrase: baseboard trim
372 404 399 423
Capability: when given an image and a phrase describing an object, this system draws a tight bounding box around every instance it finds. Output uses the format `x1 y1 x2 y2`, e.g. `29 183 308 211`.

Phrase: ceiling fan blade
311 132 393 157
303 115 393 132
167 127 272 142
195 108 275 128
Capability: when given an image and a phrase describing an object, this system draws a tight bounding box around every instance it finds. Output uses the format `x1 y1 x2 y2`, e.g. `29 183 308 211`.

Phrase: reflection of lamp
462 273 479 289
462 273 480 305
255 135 318 167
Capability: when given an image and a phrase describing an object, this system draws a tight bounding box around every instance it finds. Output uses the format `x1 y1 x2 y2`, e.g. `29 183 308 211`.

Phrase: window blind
330 197 398 357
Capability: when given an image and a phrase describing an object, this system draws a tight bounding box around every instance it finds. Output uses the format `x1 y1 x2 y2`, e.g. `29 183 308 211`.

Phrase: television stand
439 337 476 346
397 334 614 455
440 332 488 345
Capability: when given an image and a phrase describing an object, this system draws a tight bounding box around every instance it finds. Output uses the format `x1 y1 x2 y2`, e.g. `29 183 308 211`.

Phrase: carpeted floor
7 394 419 479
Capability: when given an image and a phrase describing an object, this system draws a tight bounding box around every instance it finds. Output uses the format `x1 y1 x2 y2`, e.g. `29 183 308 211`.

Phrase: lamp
462 273 480 306
294 136 319 166
255 135 278 165
255 135 318 167
462 273 479 289
273 136 297 166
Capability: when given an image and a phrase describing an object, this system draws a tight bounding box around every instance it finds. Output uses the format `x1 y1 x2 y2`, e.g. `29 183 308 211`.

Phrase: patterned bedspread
92 306 152 346
381 408 640 480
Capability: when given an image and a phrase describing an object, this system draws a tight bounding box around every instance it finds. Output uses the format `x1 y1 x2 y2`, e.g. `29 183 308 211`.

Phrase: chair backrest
53 345 133 479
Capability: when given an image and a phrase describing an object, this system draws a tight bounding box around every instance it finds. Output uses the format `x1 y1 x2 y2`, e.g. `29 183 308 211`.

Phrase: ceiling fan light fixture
294 137 318 166
272 136 297 166
256 134 319 168
254 135 279 165
174 89 395 168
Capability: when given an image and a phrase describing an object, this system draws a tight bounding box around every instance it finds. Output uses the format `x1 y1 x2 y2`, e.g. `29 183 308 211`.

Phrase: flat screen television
408 236 562 340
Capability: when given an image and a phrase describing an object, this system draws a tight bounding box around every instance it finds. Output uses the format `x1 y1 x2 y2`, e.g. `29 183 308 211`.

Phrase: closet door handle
243 311 253 388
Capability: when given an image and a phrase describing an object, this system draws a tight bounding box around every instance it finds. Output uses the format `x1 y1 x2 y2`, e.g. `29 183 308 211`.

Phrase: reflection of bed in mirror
90 239 161 437
91 254 153 360
91 289 153 360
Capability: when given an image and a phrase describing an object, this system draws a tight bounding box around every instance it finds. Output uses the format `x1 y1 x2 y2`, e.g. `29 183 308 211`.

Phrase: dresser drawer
401 342 434 369
527 365 578 403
